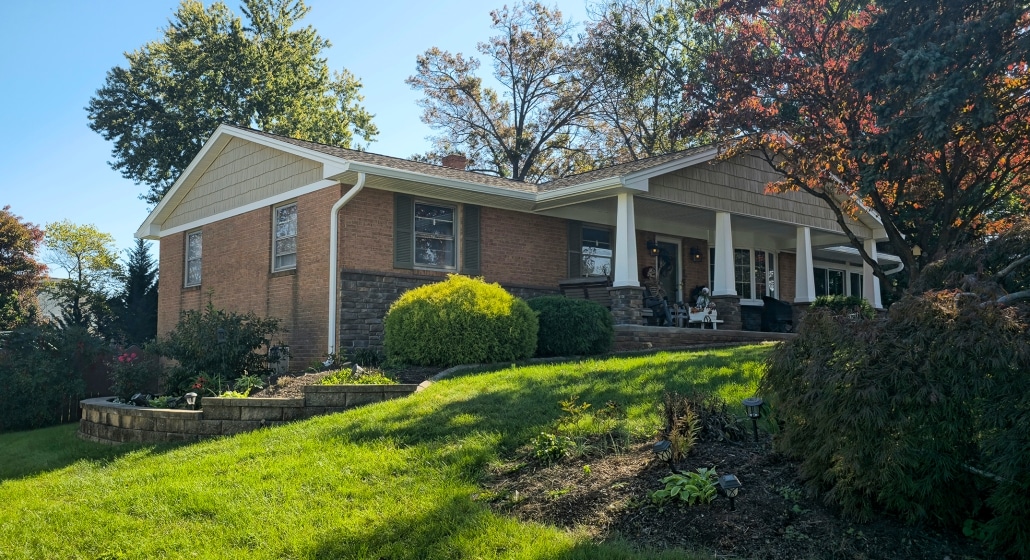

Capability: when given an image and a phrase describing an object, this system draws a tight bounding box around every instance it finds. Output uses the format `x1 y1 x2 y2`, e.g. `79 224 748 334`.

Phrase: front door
656 240 682 304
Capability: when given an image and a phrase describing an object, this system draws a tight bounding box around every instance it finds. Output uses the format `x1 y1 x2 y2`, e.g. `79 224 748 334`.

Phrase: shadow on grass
322 346 769 459
0 423 185 482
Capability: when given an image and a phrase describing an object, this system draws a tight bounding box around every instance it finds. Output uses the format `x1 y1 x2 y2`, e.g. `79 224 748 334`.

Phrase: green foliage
109 239 158 345
348 347 385 368
531 432 577 463
86 0 378 204
384 275 537 367
218 390 251 398
651 468 718 505
154 303 282 393
147 396 180 409
0 206 46 331
527 296 614 357
810 295 875 318
108 349 158 402
0 325 103 432
319 368 397 385
233 374 265 394
766 298 1030 556
43 221 122 336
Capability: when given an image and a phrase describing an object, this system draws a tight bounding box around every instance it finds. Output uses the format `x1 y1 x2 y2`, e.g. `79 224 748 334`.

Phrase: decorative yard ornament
743 397 763 441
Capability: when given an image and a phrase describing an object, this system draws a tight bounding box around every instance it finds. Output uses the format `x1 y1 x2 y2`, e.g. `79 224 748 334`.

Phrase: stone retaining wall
79 383 421 444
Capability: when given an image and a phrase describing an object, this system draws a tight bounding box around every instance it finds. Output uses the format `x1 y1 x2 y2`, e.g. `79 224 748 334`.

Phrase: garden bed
79 382 422 444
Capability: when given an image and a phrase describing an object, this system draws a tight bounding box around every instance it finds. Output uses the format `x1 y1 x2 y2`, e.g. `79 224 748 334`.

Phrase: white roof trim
345 161 535 201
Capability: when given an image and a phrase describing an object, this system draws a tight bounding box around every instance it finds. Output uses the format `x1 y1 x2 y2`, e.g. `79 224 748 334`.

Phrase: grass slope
0 346 770 559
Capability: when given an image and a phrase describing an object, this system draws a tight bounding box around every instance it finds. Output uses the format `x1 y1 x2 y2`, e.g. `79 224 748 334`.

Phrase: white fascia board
157 179 340 238
821 245 901 263
345 161 537 202
620 146 721 186
136 125 351 239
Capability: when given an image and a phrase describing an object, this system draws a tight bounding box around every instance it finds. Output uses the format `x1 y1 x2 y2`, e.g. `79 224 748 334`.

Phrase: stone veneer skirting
79 383 421 444
336 270 558 352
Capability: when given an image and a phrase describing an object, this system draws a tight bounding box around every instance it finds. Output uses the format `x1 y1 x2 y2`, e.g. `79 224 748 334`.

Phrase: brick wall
778 251 797 303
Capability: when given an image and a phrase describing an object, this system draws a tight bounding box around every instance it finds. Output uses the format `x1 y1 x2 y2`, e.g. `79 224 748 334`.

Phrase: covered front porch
537 150 896 330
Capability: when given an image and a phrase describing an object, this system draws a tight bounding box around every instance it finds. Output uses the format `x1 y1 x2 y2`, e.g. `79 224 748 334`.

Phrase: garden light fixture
652 439 680 473
743 397 763 441
719 474 742 510
185 392 198 410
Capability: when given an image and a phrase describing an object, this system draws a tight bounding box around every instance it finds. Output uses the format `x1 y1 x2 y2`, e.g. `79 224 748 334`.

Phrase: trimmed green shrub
0 325 102 432
153 303 282 393
527 296 613 357
810 294 875 318
765 296 1030 557
384 275 537 366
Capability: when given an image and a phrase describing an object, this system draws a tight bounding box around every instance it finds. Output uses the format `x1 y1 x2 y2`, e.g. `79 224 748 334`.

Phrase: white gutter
327 173 366 355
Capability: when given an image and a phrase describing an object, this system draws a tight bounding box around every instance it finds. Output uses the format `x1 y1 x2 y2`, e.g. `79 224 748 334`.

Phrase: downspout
327 172 366 357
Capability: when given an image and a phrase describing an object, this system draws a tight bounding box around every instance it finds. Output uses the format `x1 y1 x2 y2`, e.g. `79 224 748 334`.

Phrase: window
814 267 845 296
414 202 456 269
273 203 298 271
185 231 202 287
580 227 612 277
850 272 863 298
710 248 776 300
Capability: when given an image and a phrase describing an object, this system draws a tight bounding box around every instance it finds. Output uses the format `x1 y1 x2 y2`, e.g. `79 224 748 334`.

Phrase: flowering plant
109 350 156 402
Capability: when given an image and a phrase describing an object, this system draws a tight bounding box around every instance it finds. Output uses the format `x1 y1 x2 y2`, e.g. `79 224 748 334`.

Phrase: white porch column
795 227 816 303
712 212 736 296
612 192 640 287
862 238 883 309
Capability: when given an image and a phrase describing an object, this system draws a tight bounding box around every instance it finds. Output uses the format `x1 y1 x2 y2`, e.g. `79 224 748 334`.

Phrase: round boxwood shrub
384 275 537 367
527 296 613 357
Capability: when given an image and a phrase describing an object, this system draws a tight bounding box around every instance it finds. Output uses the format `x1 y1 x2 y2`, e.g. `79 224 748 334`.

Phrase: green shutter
461 205 481 276
567 220 582 278
394 194 414 269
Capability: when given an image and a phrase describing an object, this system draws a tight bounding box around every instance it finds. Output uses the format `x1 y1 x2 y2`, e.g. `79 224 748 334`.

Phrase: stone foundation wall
613 325 794 352
710 295 743 330
337 270 557 352
79 384 420 444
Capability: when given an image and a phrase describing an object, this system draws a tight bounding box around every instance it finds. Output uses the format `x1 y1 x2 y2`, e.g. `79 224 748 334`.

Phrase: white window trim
813 261 865 298
272 202 298 272
185 230 202 287
413 199 459 271
580 225 614 278
709 246 777 305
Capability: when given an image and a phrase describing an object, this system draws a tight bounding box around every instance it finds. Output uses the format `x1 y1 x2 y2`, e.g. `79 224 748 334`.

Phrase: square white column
612 192 640 287
863 238 883 309
712 212 736 296
795 227 816 303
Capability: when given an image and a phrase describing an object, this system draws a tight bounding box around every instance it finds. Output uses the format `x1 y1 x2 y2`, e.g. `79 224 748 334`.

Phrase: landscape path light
743 397 763 441
651 439 681 474
719 474 742 511
185 392 198 410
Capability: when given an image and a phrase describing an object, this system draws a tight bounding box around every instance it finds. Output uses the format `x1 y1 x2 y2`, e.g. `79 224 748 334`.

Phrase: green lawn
0 345 771 559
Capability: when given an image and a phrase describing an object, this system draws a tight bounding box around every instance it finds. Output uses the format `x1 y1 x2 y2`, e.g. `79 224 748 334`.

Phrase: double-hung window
185 230 202 287
710 247 776 300
273 203 298 271
414 201 456 269
580 227 612 277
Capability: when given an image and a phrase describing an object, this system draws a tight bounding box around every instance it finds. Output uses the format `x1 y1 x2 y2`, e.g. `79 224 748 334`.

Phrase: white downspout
327 173 366 356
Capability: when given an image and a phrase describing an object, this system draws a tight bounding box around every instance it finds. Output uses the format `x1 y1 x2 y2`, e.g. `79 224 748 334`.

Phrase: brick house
136 125 897 369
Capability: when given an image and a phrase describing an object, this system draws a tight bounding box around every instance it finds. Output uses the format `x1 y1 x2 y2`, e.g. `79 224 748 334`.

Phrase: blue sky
0 0 590 275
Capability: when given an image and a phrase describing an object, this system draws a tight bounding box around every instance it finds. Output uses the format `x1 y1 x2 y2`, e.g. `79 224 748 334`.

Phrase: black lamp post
718 474 742 510
743 397 763 441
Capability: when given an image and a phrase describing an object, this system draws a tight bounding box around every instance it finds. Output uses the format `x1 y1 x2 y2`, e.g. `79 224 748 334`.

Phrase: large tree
585 0 720 163
0 206 47 330
407 2 601 182
109 239 159 345
43 221 121 336
684 0 1030 295
87 0 378 204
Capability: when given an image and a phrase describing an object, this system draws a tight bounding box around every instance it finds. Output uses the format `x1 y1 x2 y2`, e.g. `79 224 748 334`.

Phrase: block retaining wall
79 384 421 444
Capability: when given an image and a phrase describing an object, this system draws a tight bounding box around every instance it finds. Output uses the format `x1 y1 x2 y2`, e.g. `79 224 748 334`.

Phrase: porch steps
613 325 794 352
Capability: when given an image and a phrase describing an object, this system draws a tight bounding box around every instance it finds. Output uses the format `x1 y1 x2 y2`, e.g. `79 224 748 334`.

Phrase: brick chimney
441 154 468 170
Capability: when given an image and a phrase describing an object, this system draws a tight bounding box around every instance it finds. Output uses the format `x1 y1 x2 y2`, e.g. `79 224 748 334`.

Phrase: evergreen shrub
384 275 537 366
765 297 1030 556
0 325 102 432
810 294 875 318
527 296 613 357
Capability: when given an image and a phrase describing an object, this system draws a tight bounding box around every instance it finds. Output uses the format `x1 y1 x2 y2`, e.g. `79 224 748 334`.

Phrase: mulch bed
251 365 444 398
480 436 991 559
